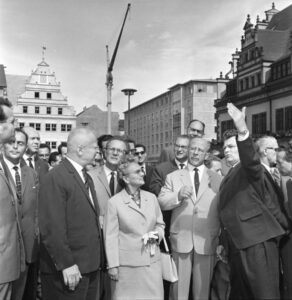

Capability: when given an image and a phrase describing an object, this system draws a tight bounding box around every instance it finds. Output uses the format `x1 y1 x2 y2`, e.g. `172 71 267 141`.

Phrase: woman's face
124 163 145 188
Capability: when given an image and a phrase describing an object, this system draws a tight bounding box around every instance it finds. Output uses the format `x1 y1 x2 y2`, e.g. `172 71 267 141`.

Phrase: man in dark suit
39 127 103 300
219 103 289 299
22 127 49 181
134 143 153 191
1 128 39 300
88 136 127 300
277 149 292 299
0 97 25 299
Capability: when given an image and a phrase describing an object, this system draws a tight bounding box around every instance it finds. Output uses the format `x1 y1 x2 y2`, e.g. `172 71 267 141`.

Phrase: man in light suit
219 104 289 299
1 128 39 300
88 136 127 299
158 137 222 300
0 97 25 299
39 127 103 300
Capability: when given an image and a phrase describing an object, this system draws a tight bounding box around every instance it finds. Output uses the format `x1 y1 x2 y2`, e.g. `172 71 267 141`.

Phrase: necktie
271 168 281 187
82 168 90 192
179 163 185 169
194 168 200 195
141 166 145 175
109 171 115 196
27 157 34 169
82 168 99 214
13 166 22 204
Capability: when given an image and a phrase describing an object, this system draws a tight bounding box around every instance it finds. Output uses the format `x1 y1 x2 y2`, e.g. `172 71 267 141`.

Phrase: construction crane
106 3 131 134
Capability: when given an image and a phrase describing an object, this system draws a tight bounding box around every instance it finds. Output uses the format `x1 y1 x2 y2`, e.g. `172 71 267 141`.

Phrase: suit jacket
219 137 289 250
281 176 292 219
158 166 222 255
141 164 154 192
0 168 25 284
104 189 165 268
0 157 39 264
39 158 102 274
149 159 178 197
20 155 49 184
88 165 122 228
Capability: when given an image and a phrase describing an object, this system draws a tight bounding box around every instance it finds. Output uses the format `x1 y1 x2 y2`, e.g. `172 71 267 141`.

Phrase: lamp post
121 88 137 136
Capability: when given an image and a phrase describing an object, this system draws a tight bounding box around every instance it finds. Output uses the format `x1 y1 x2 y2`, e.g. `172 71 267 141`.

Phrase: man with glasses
159 119 205 163
88 136 128 300
134 144 153 191
158 136 222 300
0 97 25 299
218 103 289 299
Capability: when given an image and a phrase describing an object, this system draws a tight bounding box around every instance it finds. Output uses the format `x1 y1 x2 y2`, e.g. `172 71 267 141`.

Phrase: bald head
67 127 98 167
23 126 40 155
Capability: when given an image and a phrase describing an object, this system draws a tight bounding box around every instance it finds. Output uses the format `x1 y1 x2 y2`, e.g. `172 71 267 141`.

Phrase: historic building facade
76 104 121 136
0 64 7 98
215 3 292 142
13 57 76 150
125 78 227 162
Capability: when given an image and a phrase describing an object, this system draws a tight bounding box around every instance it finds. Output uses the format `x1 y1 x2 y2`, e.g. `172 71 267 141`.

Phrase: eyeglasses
189 147 205 154
134 151 145 156
174 144 188 150
265 147 279 152
106 147 125 155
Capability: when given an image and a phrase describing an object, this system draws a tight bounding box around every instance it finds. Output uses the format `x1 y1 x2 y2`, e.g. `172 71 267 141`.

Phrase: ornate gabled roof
267 4 292 30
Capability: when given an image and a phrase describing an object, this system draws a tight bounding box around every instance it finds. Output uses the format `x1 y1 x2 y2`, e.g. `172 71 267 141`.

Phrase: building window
61 124 66 132
245 78 249 90
29 123 35 128
251 76 255 88
23 106 28 113
47 93 52 99
35 92 40 99
221 120 234 139
51 142 57 149
19 122 24 129
257 73 261 86
35 106 39 114
58 108 63 115
197 84 207 93
67 124 72 132
35 123 41 131
252 112 267 135
285 106 292 130
276 109 284 132
81 122 88 127
47 107 51 114
45 124 51 131
52 124 57 131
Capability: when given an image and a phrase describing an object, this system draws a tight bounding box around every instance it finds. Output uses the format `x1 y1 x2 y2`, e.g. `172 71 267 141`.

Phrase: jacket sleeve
104 198 119 268
39 172 75 271
158 173 181 211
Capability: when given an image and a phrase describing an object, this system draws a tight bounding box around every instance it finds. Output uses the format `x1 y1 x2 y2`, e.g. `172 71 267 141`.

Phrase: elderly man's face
187 121 204 138
0 106 16 144
188 138 209 167
223 136 240 166
174 137 189 162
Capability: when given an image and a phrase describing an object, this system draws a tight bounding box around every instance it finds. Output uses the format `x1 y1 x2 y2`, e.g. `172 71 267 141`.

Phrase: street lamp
121 88 137 136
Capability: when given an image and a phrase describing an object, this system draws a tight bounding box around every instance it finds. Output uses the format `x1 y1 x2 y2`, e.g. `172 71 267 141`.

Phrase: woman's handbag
160 237 178 283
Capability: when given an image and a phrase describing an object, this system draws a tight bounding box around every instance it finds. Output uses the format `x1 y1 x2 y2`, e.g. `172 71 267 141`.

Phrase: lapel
196 167 209 201
0 155 17 204
21 166 29 196
98 167 111 197
63 159 97 214
179 169 196 206
264 167 283 198
220 163 239 190
122 189 147 219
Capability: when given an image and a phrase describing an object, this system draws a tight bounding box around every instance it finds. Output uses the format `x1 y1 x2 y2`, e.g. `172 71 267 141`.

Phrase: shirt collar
187 163 205 173
66 156 83 174
103 164 116 177
175 159 187 168
3 156 21 172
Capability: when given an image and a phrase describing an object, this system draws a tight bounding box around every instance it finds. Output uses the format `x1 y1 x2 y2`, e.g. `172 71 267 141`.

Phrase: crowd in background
1 95 292 300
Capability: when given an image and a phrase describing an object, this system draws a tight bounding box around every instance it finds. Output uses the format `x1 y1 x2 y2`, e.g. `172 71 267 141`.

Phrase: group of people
1 95 292 300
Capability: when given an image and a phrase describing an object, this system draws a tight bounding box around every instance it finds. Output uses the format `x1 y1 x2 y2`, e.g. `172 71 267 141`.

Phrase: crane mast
106 3 131 134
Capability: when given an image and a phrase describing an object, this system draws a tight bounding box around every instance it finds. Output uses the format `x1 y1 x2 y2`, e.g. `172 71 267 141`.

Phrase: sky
1 0 291 118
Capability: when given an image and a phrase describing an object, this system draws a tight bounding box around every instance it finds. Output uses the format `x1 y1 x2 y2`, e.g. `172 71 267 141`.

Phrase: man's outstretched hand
227 103 247 132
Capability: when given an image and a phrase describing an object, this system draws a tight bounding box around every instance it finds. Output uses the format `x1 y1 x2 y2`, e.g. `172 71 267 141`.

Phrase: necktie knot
13 166 19 172
179 164 185 169
27 157 34 169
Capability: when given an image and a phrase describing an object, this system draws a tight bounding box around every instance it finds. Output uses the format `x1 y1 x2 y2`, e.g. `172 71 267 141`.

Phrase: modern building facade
125 78 227 162
76 104 121 136
215 3 292 142
12 57 76 150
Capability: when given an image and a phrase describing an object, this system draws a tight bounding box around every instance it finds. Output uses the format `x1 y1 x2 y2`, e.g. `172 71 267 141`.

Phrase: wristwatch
238 129 248 136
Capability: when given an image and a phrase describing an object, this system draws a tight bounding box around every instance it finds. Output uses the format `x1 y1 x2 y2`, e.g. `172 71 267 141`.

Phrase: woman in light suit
104 162 165 300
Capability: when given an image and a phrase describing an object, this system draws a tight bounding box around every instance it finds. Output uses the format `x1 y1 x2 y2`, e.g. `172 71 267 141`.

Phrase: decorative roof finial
272 2 275 9
247 14 251 22
42 45 47 61
256 15 260 23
